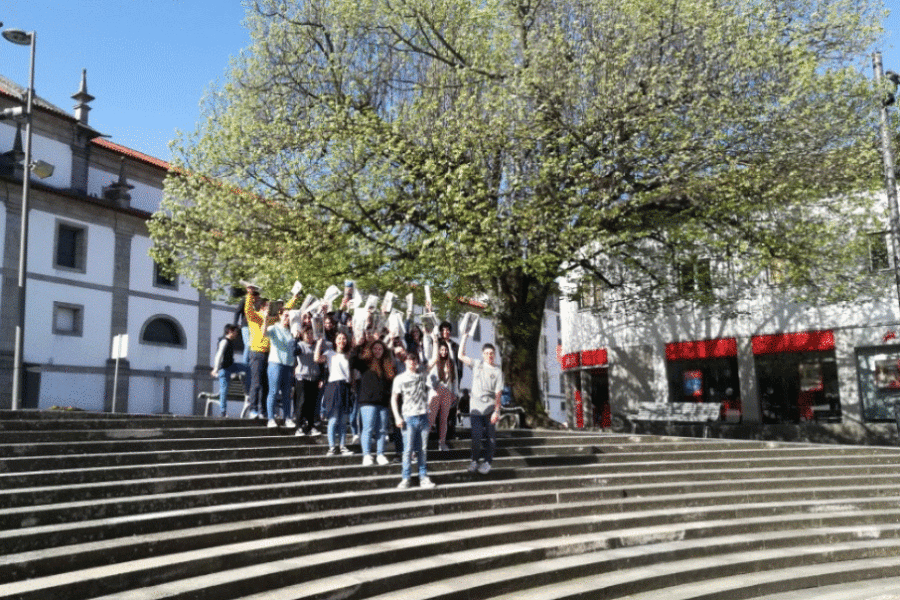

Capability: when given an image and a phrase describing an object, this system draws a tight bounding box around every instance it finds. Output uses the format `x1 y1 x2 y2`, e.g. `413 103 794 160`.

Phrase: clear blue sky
1 1 250 162
2 1 900 163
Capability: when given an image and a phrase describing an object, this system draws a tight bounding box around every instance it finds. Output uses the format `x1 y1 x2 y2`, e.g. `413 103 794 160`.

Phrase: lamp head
30 160 54 180
2 29 32 46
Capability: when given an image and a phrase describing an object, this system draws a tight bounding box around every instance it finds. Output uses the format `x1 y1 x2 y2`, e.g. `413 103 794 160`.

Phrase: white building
559 215 900 443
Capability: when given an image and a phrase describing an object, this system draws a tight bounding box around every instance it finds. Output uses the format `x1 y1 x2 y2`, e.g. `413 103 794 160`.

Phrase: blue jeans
266 363 294 420
217 362 249 415
323 381 349 449
470 409 496 464
360 404 389 456
241 326 251 364
402 413 429 480
349 393 360 437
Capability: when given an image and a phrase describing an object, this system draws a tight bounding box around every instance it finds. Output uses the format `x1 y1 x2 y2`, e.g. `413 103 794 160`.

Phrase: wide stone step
0 432 613 458
9 451 900 512
0 441 602 479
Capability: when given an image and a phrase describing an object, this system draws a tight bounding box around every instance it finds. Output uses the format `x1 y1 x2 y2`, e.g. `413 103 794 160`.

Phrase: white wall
38 372 106 412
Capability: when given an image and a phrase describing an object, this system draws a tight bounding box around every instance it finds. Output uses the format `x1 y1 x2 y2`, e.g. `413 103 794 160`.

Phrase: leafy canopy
151 0 884 317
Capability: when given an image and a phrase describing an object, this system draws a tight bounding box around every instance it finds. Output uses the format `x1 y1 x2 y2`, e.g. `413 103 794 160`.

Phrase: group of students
211 284 505 488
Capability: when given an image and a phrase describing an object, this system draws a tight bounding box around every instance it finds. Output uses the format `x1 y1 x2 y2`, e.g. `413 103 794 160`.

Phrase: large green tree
151 0 884 425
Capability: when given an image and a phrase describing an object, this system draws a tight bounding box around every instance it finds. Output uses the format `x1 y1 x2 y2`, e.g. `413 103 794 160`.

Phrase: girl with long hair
427 332 458 452
315 329 354 455
356 339 396 465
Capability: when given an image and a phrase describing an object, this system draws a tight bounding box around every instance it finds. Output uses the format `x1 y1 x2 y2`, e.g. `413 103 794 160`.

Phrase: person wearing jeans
357 340 394 465
391 352 436 489
264 308 297 428
458 334 504 475
210 324 249 417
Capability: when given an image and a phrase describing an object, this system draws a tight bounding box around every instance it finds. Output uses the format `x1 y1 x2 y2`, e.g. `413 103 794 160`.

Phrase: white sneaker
419 476 436 489
248 410 259 419
467 460 479 473
309 427 322 436
285 418 296 428
376 454 389 465
477 461 492 475
362 455 375 466
439 442 449 452
397 479 411 489
267 419 278 428
351 434 360 444
340 446 353 456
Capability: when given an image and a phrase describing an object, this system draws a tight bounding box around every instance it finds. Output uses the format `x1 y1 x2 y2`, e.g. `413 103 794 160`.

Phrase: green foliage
150 0 885 416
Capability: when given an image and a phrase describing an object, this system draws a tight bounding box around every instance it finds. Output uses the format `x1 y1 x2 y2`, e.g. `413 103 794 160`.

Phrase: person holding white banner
315 329 355 456
427 329 457 452
458 331 504 475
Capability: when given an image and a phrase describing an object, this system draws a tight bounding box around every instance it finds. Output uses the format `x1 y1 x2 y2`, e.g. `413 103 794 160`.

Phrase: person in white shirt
391 352 437 489
315 330 354 455
458 334 504 474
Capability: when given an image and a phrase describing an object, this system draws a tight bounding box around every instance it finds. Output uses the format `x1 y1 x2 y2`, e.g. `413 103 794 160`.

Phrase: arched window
140 315 185 347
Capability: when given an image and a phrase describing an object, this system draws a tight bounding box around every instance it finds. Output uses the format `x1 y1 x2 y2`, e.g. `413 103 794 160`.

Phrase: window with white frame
869 231 890 272
54 221 87 272
577 278 604 310
676 257 712 296
52 302 83 336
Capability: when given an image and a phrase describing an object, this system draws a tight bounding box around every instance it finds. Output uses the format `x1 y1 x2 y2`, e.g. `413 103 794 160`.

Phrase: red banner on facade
561 353 581 370
751 330 835 355
581 348 608 367
561 348 608 370
665 338 737 361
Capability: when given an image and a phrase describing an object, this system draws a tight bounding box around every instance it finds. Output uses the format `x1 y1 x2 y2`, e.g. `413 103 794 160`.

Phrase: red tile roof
91 137 170 171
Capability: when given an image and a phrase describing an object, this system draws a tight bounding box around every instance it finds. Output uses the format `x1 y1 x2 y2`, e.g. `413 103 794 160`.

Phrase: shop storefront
753 330 841 424
561 349 610 429
856 345 900 422
665 338 740 421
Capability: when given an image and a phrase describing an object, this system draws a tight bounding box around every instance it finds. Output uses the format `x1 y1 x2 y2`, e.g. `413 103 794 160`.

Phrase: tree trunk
492 271 561 429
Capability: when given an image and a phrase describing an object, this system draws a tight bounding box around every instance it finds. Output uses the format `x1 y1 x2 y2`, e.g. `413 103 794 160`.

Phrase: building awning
751 330 835 355
665 338 737 361
561 348 608 370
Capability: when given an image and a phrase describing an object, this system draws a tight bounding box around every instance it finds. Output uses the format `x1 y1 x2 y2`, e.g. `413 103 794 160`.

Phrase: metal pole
10 31 35 410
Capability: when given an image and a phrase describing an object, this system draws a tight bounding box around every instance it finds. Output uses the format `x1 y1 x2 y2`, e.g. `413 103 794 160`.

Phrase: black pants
248 351 268 416
295 378 319 432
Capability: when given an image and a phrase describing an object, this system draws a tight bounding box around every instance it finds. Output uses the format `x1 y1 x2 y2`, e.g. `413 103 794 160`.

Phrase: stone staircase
3 410 900 599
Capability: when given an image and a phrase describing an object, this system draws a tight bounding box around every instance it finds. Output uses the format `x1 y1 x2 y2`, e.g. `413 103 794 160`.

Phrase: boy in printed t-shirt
391 352 437 489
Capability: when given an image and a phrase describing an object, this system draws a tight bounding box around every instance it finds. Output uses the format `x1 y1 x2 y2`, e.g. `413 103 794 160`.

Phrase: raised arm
313 338 326 364
457 332 474 367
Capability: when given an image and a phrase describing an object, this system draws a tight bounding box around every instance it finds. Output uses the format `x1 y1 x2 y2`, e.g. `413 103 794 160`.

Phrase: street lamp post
874 52 900 325
4 28 36 410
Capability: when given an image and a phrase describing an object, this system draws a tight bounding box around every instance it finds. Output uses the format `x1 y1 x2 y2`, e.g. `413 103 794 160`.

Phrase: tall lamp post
874 52 900 324
4 28 37 411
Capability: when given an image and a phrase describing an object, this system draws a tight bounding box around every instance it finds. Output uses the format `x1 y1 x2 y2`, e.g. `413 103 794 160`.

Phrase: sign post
111 334 128 413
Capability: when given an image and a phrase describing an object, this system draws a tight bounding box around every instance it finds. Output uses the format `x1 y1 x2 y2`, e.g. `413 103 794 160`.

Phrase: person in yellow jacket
244 285 299 419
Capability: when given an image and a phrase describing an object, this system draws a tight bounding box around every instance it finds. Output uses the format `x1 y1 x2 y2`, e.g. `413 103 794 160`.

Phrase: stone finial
102 157 134 206
71 69 94 125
